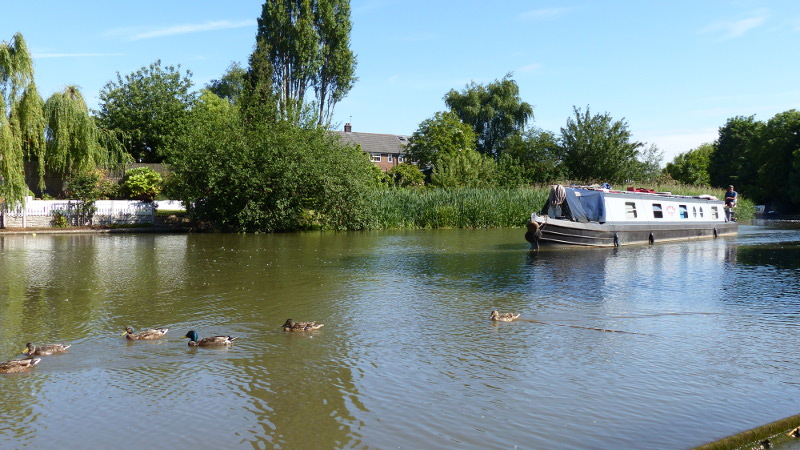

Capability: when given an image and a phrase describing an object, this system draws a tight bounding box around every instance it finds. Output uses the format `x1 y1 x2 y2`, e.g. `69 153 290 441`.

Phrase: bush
119 167 162 201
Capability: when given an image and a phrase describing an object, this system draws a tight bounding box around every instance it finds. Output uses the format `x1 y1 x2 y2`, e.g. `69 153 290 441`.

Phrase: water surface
1 225 799 449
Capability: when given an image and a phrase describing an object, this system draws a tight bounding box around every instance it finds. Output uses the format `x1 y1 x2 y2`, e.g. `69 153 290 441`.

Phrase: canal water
0 223 799 449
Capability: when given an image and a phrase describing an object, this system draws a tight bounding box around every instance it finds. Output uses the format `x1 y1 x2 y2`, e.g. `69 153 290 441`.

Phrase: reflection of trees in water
237 337 361 448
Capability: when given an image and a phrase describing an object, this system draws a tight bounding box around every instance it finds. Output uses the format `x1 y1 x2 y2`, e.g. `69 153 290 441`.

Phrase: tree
250 0 357 126
708 115 762 191
444 74 533 158
757 110 800 211
388 163 425 187
207 62 247 105
41 86 129 192
168 91 377 232
97 60 195 163
430 150 497 188
497 128 565 186
1 32 42 205
633 143 664 182
560 106 643 183
665 143 713 185
407 111 477 170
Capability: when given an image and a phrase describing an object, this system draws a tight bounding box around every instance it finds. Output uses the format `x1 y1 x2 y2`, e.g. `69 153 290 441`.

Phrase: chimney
344 123 352 133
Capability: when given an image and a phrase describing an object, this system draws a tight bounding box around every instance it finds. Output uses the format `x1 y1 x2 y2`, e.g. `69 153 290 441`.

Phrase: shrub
119 167 163 201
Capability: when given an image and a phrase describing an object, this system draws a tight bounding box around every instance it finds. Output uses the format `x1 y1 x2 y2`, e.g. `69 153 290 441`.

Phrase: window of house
388 154 393 163
625 202 637 219
398 155 404 163
370 153 381 162
652 203 663 219
679 205 688 219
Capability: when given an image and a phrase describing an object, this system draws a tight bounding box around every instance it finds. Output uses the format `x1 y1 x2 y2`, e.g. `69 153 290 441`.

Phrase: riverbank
693 414 800 449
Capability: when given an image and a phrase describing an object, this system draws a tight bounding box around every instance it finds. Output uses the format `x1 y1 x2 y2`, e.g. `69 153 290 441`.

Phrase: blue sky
3 1 799 164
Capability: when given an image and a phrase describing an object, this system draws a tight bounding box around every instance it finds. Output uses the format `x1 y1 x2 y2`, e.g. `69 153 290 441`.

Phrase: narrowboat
525 185 738 249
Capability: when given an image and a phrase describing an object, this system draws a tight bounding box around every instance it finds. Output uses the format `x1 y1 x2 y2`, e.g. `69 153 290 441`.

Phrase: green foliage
757 110 800 212
708 115 762 190
665 143 713 185
560 106 644 184
97 60 195 163
497 128 565 186
0 32 39 207
66 169 108 225
251 0 357 126
444 74 533 158
120 167 163 201
388 163 425 187
361 187 548 230
168 95 377 232
52 212 68 228
408 111 477 169
207 62 246 105
430 150 497 188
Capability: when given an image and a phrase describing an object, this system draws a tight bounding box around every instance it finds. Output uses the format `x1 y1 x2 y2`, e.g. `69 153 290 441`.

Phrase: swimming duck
0 358 41 374
490 310 520 322
22 343 71 356
183 330 237 347
121 326 169 340
282 319 324 331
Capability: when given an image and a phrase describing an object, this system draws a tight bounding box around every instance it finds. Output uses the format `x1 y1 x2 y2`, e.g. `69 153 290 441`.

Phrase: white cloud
518 63 543 73
34 53 122 59
118 20 256 41
518 8 572 21
701 10 767 40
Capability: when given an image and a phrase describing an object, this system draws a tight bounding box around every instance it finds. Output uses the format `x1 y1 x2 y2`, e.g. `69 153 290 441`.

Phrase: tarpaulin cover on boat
564 188 606 223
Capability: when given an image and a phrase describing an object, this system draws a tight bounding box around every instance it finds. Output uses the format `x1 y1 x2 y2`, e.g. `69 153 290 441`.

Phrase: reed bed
359 182 752 231
361 187 549 230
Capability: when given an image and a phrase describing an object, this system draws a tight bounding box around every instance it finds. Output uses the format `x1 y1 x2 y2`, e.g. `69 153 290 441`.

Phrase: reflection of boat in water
526 185 738 249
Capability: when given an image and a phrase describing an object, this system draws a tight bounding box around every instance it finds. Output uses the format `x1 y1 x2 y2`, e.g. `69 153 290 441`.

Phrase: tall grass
361 187 549 230
359 182 753 230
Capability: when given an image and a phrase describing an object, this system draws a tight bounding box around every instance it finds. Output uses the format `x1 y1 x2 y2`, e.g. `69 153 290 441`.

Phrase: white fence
2 198 158 228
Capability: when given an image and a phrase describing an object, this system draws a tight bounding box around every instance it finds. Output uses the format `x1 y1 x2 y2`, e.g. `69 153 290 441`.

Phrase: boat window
679 205 688 219
625 202 637 218
711 206 719 219
698 207 704 218
693 206 697 218
652 204 663 219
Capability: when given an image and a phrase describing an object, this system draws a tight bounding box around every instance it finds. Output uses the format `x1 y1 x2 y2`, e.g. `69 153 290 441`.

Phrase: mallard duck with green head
22 342 71 356
121 326 169 340
282 319 324 331
0 358 41 374
183 330 237 347
490 310 520 322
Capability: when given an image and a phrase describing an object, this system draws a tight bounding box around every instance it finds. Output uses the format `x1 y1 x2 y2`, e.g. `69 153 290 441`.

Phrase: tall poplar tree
250 0 357 126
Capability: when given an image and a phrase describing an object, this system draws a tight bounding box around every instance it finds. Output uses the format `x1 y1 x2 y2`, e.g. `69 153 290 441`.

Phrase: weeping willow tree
42 86 129 190
0 32 44 206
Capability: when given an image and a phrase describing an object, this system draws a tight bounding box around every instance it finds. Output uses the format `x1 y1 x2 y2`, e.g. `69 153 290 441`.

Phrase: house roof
333 130 410 155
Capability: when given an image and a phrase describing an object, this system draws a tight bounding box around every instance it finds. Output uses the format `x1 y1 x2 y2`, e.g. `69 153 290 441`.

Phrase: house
333 123 411 171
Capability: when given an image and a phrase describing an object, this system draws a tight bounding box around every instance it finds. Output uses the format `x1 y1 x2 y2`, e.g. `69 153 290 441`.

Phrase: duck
121 326 169 340
787 427 800 438
22 342 71 356
490 310 520 322
282 319 324 331
0 357 41 374
183 330 237 347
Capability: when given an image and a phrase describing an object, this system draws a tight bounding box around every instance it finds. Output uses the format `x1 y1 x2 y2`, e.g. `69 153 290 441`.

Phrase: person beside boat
725 185 737 221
